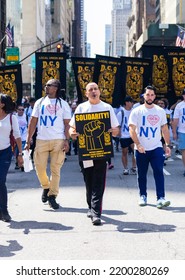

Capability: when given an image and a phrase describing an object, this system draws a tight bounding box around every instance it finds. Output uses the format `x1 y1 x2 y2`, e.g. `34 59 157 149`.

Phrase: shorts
120 137 134 149
178 132 185 150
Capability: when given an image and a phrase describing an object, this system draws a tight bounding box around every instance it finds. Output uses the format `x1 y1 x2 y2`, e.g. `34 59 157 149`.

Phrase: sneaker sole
157 201 170 209
139 203 147 207
92 219 101 226
49 203 59 210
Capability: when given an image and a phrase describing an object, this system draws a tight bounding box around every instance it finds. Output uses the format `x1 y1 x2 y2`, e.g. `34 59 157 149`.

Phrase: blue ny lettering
40 115 57 126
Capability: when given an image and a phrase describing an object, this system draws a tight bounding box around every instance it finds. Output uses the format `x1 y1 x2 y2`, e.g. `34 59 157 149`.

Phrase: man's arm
161 123 171 157
161 123 170 145
129 124 145 153
64 119 70 140
109 126 120 137
25 116 38 150
171 118 179 140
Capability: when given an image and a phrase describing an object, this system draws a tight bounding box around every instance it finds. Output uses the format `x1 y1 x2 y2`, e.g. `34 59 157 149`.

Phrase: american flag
5 22 13 47
176 26 185 48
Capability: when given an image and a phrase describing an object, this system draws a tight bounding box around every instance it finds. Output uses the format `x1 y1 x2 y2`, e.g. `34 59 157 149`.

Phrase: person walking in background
69 82 119 226
15 104 28 171
172 89 185 176
26 97 37 160
0 93 23 222
113 104 122 152
117 96 136 175
66 102 78 156
128 85 171 209
156 98 173 165
25 79 71 210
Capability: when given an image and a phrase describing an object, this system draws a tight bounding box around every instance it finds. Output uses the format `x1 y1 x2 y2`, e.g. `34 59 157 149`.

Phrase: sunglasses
18 108 24 111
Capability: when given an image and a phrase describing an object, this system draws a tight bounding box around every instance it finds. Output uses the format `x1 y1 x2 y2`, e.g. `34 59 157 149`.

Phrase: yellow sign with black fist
75 111 113 161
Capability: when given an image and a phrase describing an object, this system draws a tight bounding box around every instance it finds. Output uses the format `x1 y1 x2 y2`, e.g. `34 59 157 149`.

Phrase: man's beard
145 100 154 105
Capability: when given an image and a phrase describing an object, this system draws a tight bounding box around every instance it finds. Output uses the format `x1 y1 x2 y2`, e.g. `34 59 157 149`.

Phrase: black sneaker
15 164 20 170
1 211 11 222
41 189 49 203
91 216 101 226
48 195 59 209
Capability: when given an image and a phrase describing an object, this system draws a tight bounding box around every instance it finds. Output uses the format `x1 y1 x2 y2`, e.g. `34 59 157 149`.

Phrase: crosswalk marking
163 168 171 175
176 155 182 160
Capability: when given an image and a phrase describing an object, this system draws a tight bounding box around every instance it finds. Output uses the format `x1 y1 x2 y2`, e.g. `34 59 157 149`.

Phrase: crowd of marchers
0 80 185 225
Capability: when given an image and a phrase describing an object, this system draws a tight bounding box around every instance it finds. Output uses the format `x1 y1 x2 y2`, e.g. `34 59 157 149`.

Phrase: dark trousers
80 159 107 217
135 147 165 200
0 146 12 212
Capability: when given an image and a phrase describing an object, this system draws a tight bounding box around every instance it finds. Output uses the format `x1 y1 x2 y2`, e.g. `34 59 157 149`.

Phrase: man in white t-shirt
25 79 71 209
69 82 119 226
117 96 136 175
128 85 171 209
172 89 185 176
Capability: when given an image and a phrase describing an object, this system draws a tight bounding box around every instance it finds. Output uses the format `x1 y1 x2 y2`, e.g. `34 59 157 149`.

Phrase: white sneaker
139 195 147 206
156 198 170 209
123 168 129 175
130 167 137 175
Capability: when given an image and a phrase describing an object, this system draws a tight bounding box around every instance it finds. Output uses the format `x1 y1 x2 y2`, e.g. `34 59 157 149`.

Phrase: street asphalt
0 148 185 260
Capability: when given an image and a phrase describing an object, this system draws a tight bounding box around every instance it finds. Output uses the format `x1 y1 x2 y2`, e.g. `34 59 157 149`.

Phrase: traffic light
63 44 70 58
56 44 61 53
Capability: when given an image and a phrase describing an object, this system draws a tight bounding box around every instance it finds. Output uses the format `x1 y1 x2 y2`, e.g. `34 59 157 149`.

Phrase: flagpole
0 34 7 65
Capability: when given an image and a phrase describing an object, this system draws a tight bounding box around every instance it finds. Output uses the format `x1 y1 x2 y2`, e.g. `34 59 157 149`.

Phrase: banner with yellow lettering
142 46 169 98
165 47 185 100
120 56 152 102
35 53 66 99
75 111 113 161
0 64 22 104
93 55 123 107
71 57 95 103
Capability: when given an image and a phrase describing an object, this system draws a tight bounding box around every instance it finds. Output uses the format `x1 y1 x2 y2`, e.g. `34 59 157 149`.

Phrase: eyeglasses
45 84 58 88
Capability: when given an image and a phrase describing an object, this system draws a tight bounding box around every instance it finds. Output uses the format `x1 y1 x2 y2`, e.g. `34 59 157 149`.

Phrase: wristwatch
166 144 172 148
18 152 23 156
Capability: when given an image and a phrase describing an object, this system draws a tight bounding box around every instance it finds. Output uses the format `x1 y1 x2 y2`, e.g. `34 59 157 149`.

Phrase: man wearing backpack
25 79 71 209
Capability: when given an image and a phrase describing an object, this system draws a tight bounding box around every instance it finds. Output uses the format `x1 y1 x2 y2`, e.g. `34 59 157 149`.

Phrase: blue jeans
0 146 12 212
135 147 165 200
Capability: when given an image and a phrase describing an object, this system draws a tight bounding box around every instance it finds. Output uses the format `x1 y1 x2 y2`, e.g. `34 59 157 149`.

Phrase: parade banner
35 52 66 100
93 55 123 107
120 56 152 102
75 111 113 161
0 64 22 104
142 45 169 98
165 47 185 99
71 57 95 103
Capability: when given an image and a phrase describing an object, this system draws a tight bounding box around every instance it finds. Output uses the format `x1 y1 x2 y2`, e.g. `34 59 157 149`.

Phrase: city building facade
112 0 132 57
3 0 83 96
